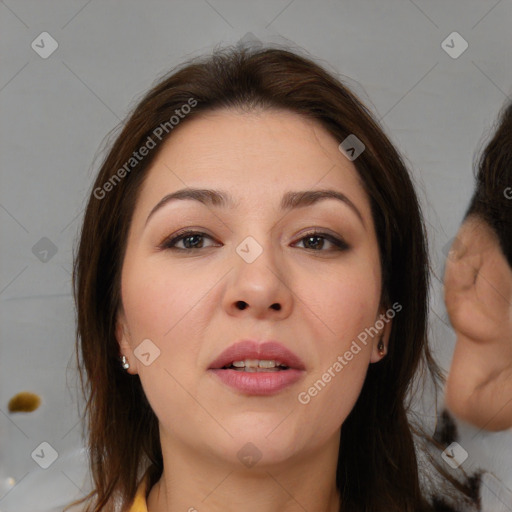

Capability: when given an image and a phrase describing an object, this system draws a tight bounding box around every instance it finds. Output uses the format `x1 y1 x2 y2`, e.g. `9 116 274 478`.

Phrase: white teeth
229 359 285 369
233 367 281 373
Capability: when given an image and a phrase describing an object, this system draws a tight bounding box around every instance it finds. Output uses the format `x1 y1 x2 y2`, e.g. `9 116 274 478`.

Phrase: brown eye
160 231 219 251
293 231 349 252
159 229 349 253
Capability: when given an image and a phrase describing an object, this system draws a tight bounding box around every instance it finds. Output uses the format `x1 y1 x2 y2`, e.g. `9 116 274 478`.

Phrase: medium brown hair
465 101 512 267
68 45 475 511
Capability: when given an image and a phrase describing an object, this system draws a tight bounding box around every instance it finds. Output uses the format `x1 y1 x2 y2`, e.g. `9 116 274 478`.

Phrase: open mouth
222 359 290 372
208 341 305 395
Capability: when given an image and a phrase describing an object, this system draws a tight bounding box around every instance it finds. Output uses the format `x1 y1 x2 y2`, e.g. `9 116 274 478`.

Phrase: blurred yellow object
8 391 41 413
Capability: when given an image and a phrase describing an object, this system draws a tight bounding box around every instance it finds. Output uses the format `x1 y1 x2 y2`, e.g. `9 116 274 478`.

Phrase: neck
147 429 341 512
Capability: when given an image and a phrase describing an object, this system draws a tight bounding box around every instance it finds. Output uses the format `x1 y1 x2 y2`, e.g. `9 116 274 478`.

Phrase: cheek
120 255 215 395
295 337 370 447
293 262 380 434
120 258 211 427
297 259 381 342
121 254 206 340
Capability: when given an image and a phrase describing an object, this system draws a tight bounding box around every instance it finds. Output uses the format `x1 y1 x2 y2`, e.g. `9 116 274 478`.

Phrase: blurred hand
444 215 512 431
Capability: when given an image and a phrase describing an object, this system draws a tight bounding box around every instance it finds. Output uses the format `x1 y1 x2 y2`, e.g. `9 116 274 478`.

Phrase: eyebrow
145 188 365 227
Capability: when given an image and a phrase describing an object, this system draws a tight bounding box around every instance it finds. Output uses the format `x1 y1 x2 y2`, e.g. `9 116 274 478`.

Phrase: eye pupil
304 236 324 250
183 234 203 249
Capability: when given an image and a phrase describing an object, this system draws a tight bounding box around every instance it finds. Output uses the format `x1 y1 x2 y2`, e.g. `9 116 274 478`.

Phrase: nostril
234 301 281 311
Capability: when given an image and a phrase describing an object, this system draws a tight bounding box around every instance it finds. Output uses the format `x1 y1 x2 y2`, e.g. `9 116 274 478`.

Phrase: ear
444 216 512 343
115 309 138 375
444 222 481 290
443 218 486 336
444 236 482 316
369 306 393 363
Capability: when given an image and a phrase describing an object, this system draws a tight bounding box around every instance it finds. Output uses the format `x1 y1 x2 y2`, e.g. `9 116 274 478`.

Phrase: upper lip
208 340 306 370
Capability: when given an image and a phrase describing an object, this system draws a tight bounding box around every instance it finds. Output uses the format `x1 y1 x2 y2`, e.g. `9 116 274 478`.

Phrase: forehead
135 108 371 219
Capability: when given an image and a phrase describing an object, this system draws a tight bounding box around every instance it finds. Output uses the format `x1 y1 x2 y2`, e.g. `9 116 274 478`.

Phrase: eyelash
159 229 350 253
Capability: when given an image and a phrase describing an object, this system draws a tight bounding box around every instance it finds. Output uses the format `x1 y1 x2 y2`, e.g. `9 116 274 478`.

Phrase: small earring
121 355 130 370
377 338 385 356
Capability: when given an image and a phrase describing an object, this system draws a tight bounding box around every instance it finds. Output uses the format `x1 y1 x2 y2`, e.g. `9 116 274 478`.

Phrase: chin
229 417 296 442
217 419 303 459
226 441 301 471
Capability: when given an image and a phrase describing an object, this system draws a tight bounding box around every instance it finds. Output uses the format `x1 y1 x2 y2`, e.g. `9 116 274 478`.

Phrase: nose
222 240 293 320
234 298 282 313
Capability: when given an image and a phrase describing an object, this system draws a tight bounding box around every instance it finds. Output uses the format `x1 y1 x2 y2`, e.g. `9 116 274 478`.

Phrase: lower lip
208 368 305 395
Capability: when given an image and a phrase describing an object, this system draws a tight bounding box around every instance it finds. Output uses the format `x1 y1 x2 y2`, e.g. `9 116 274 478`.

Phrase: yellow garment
127 469 151 512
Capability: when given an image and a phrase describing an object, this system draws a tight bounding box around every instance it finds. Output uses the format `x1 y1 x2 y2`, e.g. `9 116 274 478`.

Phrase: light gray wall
1 1 511 511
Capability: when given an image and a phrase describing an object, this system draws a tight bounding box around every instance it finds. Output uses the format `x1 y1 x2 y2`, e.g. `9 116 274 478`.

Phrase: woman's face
116 108 388 468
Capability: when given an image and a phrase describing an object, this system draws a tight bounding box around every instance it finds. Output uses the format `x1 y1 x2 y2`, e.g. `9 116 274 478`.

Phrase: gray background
1 1 511 511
